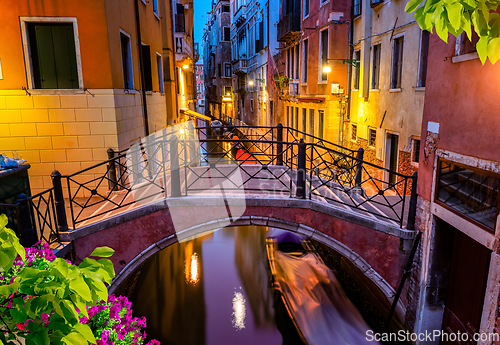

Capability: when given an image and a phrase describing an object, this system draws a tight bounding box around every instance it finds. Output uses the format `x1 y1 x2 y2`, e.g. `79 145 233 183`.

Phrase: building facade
0 0 190 194
172 0 198 115
195 63 205 114
203 0 232 120
414 31 500 340
348 0 427 187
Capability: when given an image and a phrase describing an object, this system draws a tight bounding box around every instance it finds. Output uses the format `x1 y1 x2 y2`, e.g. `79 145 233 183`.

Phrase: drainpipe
134 0 150 136
169 0 179 123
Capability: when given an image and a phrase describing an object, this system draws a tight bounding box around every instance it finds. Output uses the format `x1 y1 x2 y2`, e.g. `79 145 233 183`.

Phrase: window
353 50 360 89
291 46 295 78
351 124 357 141
218 63 222 77
456 30 479 55
222 27 230 41
164 55 171 81
153 0 159 17
175 4 185 33
251 99 254 111
417 31 430 87
371 44 381 89
223 86 232 96
26 22 79 89
156 54 164 92
353 0 361 16
224 63 231 77
295 44 299 79
368 128 376 147
391 36 404 89
222 5 230 12
304 0 310 17
294 107 299 132
320 30 329 81
412 139 420 163
287 49 291 77
141 44 153 91
270 100 274 119
287 106 290 126
318 110 325 139
303 39 308 82
309 109 314 137
437 159 499 231
120 32 134 90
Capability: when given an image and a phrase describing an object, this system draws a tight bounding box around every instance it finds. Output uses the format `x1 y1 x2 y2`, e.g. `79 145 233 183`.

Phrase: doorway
385 133 399 185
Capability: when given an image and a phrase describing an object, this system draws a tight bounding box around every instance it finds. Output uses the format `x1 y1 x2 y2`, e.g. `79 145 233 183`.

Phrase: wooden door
441 229 490 344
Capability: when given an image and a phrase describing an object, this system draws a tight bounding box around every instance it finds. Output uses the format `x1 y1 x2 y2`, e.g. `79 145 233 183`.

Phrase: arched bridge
3 123 419 322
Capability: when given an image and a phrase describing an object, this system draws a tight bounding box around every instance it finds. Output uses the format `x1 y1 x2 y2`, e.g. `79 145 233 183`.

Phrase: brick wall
0 89 167 197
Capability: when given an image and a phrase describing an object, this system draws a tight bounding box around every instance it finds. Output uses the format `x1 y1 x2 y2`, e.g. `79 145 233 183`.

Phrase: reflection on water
232 291 246 330
128 226 298 345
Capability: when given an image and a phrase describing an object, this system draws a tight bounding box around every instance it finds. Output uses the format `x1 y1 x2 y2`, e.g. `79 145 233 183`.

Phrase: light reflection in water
185 252 200 285
232 290 246 330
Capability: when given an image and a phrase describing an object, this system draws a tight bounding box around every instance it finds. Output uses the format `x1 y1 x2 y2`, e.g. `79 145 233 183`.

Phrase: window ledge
141 0 146 4
414 86 425 92
352 88 359 92
26 89 85 95
124 89 138 94
318 80 328 84
367 145 376 149
451 52 479 63
411 162 419 168
320 0 330 8
389 88 402 93
370 88 380 92
154 13 160 21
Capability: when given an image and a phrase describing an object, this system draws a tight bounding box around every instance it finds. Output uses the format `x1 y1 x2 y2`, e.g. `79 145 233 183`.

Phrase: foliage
80 295 160 345
0 214 115 345
405 0 500 64
274 76 290 90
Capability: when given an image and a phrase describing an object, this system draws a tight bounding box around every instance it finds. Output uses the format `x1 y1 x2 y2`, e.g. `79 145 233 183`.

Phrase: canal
120 226 383 344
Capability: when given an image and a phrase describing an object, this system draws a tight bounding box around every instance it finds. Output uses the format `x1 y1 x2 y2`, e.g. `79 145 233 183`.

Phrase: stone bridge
60 192 417 322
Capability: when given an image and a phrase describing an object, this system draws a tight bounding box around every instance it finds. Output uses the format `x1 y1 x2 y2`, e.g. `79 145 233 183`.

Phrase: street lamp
248 80 254 86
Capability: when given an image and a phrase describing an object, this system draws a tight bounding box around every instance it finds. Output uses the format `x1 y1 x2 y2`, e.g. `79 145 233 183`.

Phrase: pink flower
41 312 50 326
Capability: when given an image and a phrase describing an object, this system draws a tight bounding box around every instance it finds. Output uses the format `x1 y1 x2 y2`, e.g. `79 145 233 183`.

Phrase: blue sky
194 0 212 63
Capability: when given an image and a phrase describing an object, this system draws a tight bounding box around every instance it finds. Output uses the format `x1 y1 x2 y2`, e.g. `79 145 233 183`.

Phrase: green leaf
0 282 20 298
436 14 450 42
462 11 473 40
89 246 115 258
59 300 79 325
487 37 500 64
0 214 7 229
86 278 108 302
70 294 89 318
472 9 489 35
62 332 88 345
445 1 463 30
69 275 92 302
9 307 27 323
405 0 424 13
52 258 69 279
74 323 96 344
476 35 489 64
26 327 49 345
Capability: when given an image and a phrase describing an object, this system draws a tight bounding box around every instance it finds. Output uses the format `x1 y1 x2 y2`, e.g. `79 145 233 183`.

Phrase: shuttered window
391 37 404 89
27 23 79 89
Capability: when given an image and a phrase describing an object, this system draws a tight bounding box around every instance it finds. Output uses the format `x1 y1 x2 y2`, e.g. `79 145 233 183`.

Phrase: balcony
234 5 247 27
174 33 194 62
277 13 301 43
233 59 248 75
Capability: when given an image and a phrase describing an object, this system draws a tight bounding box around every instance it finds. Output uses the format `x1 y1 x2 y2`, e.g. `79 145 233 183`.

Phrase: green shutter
51 24 79 89
32 24 58 89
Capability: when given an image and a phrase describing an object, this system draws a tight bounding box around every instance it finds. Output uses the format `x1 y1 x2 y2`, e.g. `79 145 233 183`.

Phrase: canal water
128 226 305 345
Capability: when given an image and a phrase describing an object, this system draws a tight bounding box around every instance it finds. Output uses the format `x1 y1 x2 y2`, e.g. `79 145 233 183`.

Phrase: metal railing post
51 170 69 231
407 171 418 230
354 148 364 188
170 137 182 197
107 148 118 191
15 194 38 247
277 123 283 166
296 139 306 199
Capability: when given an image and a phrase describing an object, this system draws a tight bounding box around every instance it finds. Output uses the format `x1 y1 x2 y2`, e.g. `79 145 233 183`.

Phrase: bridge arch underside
66 196 416 326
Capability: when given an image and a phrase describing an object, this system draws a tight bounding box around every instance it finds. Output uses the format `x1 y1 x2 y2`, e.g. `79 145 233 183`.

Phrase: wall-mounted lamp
324 58 360 69
322 66 332 73
183 64 189 70
248 80 254 86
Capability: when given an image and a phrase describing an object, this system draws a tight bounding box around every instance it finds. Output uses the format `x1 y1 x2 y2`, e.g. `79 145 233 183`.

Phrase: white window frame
156 52 164 93
153 0 160 19
304 0 310 19
368 127 377 147
224 62 232 78
302 39 309 83
20 16 84 90
416 30 429 89
319 28 329 83
352 49 361 90
120 29 135 91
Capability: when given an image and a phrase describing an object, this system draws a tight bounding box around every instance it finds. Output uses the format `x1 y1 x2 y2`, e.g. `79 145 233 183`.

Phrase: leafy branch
405 0 500 64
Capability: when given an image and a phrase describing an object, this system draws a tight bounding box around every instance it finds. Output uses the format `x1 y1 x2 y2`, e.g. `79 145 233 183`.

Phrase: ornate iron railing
0 188 59 246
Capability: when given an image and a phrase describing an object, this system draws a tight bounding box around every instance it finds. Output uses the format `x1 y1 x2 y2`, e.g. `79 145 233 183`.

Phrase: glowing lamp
322 66 331 73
